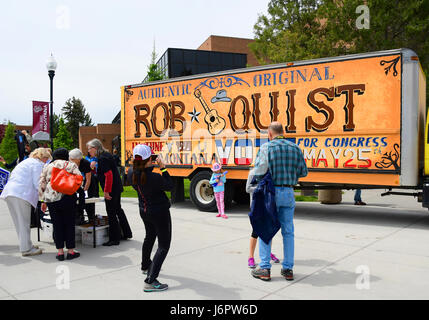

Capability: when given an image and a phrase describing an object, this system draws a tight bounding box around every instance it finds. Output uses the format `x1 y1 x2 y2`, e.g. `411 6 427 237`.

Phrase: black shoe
281 268 294 281
66 251 80 260
56 253 65 261
355 201 367 206
102 240 120 246
121 235 132 240
144 279 168 292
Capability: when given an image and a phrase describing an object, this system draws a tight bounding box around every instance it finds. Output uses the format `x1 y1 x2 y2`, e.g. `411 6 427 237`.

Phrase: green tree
251 0 429 101
61 97 93 148
0 123 18 169
250 0 322 64
53 117 74 151
52 112 60 138
145 42 165 82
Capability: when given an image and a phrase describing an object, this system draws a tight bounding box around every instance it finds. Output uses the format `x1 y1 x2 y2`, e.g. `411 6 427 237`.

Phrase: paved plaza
0 189 429 300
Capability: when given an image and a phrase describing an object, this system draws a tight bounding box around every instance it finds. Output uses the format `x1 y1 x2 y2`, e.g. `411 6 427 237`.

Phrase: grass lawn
101 179 192 199
295 195 318 202
117 180 317 202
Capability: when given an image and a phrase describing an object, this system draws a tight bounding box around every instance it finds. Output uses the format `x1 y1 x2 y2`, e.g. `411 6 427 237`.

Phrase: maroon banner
32 101 50 141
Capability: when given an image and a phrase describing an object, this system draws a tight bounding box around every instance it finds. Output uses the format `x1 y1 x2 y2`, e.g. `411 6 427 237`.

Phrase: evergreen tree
145 42 165 82
53 117 74 151
0 123 18 169
61 97 93 148
0 124 6 144
52 112 60 138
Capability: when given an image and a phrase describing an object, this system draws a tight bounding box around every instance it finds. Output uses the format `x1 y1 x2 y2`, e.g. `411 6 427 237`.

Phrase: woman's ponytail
132 158 151 186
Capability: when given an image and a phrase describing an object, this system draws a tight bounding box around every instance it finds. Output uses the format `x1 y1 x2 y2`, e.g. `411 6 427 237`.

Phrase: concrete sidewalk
0 189 429 300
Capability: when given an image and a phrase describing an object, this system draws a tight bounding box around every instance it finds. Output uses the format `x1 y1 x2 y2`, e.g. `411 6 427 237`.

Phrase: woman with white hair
39 148 82 261
0 147 52 256
69 148 97 224
87 138 132 246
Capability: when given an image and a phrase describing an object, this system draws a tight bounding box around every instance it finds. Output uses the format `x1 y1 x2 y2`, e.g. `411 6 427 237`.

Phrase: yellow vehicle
121 48 427 211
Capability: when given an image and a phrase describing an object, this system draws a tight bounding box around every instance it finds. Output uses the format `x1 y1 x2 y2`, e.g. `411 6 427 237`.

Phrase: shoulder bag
51 161 83 195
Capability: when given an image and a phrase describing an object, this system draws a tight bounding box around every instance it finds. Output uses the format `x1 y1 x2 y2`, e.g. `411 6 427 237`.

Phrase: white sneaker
22 246 43 257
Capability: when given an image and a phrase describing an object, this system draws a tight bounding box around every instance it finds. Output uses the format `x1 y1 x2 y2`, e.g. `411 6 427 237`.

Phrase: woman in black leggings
128 144 173 292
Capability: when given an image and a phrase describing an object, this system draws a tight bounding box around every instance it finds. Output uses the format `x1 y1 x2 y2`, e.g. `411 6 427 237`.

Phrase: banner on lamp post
32 101 50 141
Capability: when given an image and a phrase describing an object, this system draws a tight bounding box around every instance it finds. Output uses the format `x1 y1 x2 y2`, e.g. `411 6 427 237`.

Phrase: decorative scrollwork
380 57 400 77
375 143 400 171
196 75 251 91
125 89 133 102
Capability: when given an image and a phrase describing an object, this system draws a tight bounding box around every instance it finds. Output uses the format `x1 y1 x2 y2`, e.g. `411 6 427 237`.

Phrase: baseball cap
212 162 222 171
133 144 152 160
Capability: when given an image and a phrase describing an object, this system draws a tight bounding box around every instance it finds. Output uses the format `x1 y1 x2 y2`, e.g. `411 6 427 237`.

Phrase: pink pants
214 191 225 214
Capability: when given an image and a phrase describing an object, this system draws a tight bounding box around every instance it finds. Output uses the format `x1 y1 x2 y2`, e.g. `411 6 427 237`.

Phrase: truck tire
190 171 217 212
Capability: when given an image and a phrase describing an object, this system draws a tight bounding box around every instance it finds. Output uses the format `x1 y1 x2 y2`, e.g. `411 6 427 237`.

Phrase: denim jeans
354 189 362 202
259 187 295 270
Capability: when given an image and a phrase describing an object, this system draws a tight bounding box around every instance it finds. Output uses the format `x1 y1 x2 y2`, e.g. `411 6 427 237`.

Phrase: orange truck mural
121 48 428 211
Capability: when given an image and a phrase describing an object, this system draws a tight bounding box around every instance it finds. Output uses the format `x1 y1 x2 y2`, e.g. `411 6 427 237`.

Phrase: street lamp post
46 54 57 150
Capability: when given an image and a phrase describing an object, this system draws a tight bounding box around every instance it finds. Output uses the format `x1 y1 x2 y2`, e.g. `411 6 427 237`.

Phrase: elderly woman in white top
0 148 52 256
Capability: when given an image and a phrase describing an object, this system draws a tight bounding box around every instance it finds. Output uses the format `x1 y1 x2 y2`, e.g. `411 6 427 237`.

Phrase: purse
50 161 83 195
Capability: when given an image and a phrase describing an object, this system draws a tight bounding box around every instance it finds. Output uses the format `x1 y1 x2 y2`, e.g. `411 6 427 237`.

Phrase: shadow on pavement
0 253 32 267
160 274 243 299
294 259 382 287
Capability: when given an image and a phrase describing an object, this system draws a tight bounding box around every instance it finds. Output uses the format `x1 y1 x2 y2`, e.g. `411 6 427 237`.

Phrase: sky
0 0 270 126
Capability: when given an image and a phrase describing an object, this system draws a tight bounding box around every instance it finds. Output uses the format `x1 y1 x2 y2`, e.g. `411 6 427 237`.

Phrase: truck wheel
190 171 217 212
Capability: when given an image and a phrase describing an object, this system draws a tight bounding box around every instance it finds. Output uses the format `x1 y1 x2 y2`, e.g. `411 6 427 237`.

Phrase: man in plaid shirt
251 122 308 281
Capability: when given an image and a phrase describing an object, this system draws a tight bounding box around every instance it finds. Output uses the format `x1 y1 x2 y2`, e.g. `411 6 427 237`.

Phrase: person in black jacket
15 130 28 162
127 144 173 292
87 138 132 246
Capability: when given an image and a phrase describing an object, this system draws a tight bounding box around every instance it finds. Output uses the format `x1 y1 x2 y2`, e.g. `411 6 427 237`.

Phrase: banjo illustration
194 88 226 135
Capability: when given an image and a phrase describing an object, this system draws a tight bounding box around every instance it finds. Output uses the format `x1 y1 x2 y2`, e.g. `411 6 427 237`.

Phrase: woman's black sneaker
56 254 65 261
144 280 168 292
281 268 294 281
66 251 80 260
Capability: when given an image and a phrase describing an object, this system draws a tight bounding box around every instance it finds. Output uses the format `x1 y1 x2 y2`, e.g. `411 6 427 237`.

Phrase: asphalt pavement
0 189 428 300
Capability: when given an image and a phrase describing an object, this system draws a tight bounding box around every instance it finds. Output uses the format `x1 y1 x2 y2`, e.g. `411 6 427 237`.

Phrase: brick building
0 124 34 143
197 35 259 67
78 123 120 154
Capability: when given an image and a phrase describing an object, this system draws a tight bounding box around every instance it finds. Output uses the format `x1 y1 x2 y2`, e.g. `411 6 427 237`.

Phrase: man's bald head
268 122 284 136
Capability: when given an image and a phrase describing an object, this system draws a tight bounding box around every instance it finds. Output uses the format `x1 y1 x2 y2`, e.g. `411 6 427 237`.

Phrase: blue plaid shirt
252 136 308 185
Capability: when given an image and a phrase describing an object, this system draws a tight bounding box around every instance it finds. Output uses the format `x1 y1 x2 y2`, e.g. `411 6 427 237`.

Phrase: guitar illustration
194 89 226 135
